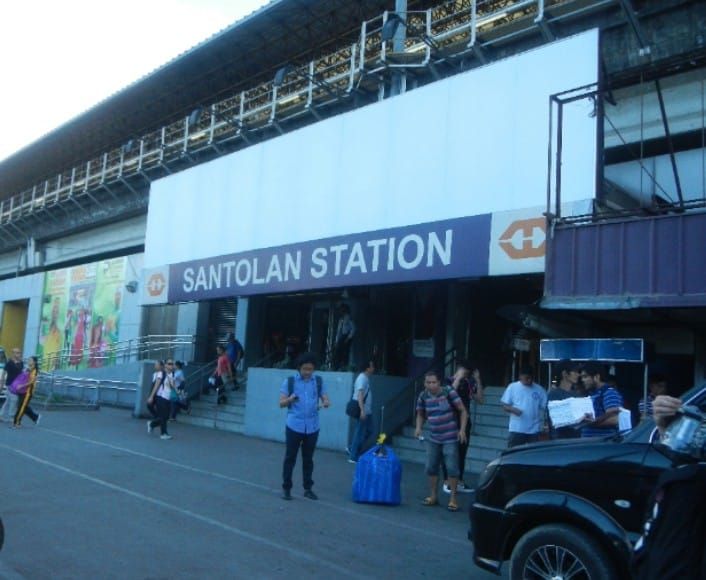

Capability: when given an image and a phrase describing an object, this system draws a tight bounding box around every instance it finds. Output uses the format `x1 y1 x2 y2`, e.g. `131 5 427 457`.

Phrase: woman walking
147 359 174 440
14 356 41 428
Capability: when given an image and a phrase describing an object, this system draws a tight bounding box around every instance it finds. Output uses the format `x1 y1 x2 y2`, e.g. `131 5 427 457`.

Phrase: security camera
124 280 138 293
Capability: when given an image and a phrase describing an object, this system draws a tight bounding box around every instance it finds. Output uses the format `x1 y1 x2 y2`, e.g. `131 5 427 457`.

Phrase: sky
0 0 271 162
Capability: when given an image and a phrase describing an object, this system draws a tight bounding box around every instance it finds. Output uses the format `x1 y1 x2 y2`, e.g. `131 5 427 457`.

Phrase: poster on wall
37 257 126 369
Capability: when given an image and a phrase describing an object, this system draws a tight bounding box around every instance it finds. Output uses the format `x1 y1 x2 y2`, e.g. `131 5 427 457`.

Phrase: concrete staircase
392 386 508 476
175 388 246 433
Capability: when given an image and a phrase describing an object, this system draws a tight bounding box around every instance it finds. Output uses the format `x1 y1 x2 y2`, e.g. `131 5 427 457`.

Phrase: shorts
425 440 460 477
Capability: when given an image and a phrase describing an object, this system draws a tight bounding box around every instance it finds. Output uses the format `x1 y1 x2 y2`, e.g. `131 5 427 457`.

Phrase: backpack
287 375 322 408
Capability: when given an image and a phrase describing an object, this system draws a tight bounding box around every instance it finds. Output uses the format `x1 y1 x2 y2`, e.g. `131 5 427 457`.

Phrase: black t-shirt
445 377 477 410
5 359 23 386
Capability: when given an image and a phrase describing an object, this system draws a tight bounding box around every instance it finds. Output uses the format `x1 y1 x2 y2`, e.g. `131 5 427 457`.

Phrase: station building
0 0 704 463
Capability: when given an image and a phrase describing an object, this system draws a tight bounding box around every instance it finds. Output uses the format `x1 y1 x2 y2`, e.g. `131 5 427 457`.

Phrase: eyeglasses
166 362 174 365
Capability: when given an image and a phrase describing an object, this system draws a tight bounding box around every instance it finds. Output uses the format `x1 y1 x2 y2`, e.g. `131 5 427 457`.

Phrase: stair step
189 402 244 415
471 424 508 439
474 414 508 428
176 414 244 433
469 435 507 450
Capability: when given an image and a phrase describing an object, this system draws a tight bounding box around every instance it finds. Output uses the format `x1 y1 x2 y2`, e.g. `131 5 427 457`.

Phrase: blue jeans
350 415 374 460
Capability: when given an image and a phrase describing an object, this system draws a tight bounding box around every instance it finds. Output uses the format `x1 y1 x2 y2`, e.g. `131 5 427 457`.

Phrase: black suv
469 383 706 580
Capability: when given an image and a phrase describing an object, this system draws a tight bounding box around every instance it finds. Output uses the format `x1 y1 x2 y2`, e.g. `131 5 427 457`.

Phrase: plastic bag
352 445 402 505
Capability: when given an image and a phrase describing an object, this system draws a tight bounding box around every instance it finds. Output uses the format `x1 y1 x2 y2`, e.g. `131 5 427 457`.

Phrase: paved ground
0 407 505 579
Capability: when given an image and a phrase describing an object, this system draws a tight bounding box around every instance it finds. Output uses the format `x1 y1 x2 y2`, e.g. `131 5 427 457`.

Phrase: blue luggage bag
352 445 402 505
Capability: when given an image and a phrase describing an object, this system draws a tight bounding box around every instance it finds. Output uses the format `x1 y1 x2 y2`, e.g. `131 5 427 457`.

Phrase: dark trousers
333 340 351 370
508 432 539 448
14 391 38 425
442 420 472 481
170 396 190 419
282 426 319 491
149 397 170 435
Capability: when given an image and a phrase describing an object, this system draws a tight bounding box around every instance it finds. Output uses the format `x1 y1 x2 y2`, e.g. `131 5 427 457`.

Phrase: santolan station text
181 231 452 293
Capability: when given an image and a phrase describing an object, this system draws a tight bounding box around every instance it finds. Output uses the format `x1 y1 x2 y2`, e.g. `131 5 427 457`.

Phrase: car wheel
509 524 617 580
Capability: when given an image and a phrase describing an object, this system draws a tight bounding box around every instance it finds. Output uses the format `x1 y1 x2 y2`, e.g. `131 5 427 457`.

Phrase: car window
623 384 706 444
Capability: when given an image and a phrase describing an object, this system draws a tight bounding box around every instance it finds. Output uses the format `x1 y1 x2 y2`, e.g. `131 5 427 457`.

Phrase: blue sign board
168 214 491 301
540 338 644 363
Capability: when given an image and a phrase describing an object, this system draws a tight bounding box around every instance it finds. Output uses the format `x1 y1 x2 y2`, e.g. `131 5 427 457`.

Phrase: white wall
145 30 598 268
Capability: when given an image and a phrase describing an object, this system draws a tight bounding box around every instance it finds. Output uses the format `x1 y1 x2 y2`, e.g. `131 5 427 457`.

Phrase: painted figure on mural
43 297 63 370
70 309 88 368
89 316 105 368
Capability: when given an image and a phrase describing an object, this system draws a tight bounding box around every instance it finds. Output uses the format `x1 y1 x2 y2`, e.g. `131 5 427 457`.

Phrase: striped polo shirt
582 385 623 438
416 387 463 444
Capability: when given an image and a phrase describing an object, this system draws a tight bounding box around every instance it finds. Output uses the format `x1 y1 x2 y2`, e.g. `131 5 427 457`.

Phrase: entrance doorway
0 299 29 352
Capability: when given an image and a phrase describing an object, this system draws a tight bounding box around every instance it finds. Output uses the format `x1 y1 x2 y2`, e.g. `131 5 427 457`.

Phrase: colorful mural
38 257 126 369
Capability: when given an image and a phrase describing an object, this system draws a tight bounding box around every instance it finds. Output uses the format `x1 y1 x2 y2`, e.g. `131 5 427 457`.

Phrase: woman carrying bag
13 356 41 428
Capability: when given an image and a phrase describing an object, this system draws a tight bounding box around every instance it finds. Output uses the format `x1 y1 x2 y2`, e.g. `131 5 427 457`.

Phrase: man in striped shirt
415 370 468 512
580 363 623 438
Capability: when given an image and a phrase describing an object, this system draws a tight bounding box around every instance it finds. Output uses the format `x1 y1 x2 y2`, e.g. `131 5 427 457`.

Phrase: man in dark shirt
547 360 582 439
0 347 24 421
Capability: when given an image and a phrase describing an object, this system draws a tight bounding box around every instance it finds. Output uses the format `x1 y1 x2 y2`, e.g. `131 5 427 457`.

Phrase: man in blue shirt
580 362 623 438
279 352 330 501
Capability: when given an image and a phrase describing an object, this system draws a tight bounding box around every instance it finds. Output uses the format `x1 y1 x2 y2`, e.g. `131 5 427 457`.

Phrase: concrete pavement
0 407 503 579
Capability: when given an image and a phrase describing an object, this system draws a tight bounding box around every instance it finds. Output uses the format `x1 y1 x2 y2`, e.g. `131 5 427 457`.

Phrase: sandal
422 497 438 506
447 499 459 512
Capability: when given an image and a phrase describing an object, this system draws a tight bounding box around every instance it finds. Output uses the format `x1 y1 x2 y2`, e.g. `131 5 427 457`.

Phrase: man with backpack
415 370 468 512
278 352 330 501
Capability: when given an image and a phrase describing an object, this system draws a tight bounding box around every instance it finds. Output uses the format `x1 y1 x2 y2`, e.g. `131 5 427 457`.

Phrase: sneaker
303 490 318 500
160 434 173 440
35 414 42 426
347 459 357 464
282 489 292 501
147 421 153 434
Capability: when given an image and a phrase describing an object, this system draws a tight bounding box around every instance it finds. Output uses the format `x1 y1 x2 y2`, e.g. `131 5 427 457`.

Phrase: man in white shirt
348 359 375 463
501 367 547 448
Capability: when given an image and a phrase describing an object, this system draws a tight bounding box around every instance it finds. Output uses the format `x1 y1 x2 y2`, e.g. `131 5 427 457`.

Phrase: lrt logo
147 273 166 297
499 218 546 260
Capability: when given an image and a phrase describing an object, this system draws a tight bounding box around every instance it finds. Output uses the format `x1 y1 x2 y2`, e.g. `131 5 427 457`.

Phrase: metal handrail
0 0 617 237
40 334 199 372
35 373 138 408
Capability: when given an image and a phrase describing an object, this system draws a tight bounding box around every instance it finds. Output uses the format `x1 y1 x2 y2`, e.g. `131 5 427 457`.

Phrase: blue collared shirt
280 372 327 434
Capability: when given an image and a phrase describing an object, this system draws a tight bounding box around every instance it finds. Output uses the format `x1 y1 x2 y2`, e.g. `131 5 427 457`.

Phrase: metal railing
0 0 614 245
34 373 138 409
40 334 198 372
